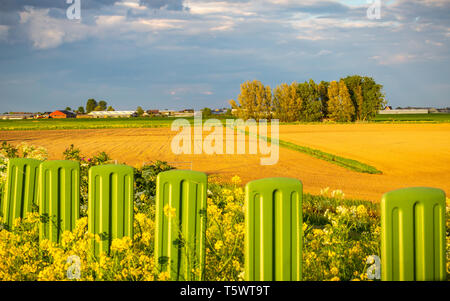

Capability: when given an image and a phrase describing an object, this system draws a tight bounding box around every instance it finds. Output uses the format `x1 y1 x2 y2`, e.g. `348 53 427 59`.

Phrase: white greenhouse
88 111 137 118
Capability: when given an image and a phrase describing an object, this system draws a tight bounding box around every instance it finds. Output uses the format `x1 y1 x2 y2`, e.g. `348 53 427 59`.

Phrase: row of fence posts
0 158 446 281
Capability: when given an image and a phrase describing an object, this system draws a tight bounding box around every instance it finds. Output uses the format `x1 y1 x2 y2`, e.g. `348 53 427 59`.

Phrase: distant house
50 110 77 119
35 112 52 119
146 110 160 116
160 110 176 117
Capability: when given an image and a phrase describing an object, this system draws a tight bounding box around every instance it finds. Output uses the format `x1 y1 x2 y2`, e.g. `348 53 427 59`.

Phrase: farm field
0 113 449 131
1 123 449 201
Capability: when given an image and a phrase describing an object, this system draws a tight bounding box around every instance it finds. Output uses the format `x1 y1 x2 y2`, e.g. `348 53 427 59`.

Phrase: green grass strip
276 138 382 174
241 127 382 175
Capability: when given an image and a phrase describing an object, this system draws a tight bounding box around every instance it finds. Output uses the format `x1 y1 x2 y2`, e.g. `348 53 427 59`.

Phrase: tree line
229 75 386 122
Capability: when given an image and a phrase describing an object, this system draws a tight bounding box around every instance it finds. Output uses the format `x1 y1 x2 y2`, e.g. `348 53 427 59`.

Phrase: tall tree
86 99 97 113
136 106 145 117
318 81 330 118
327 80 355 122
98 100 107 111
343 75 386 121
273 82 301 122
298 79 323 122
229 80 273 121
360 76 386 121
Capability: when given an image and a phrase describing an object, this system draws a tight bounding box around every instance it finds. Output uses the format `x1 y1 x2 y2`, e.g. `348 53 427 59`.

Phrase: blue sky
0 0 449 112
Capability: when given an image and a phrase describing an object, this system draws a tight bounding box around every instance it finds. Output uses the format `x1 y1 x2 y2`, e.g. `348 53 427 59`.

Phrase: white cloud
19 8 91 49
370 53 417 65
186 1 257 16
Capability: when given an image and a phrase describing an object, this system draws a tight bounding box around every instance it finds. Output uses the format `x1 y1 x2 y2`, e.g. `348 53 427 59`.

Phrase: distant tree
202 107 212 117
65 107 72 111
318 81 330 117
343 75 386 121
107 106 115 111
273 82 301 122
98 100 107 111
327 80 355 122
298 79 323 122
230 80 272 121
77 106 85 114
359 76 386 121
86 99 97 113
94 105 103 111
136 106 145 117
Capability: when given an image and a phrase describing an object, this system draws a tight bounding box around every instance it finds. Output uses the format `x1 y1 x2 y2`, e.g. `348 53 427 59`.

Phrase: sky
0 0 449 112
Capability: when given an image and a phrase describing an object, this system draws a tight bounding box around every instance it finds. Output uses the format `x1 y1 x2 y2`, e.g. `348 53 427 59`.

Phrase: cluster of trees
64 99 115 114
83 99 115 113
229 75 386 122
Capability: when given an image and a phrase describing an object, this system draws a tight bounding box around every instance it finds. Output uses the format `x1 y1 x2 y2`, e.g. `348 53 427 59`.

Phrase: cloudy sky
0 0 449 112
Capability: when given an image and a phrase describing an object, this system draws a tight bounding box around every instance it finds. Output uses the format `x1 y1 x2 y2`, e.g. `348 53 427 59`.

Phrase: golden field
1 123 449 201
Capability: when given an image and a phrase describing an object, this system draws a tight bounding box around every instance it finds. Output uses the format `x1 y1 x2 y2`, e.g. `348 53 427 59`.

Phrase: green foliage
202 108 212 117
298 79 323 122
136 106 145 117
62 144 112 215
343 75 386 121
77 106 85 114
86 99 97 114
98 101 107 111
231 76 385 122
134 161 173 202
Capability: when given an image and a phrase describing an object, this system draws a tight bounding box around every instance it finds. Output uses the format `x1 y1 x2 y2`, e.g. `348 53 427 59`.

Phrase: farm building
50 110 77 119
0 113 35 120
146 110 160 116
88 111 137 118
160 110 176 116
378 109 429 115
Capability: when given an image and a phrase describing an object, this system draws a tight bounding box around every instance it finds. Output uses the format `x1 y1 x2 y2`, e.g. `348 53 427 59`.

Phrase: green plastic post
381 187 446 281
1 158 41 229
155 170 207 281
245 178 303 281
38 160 80 243
88 164 134 256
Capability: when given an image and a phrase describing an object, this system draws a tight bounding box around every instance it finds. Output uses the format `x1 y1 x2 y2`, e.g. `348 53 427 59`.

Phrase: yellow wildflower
214 240 224 251
231 175 242 185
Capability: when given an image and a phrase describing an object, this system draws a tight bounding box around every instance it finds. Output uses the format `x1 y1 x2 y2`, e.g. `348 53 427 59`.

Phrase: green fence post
88 164 134 257
155 170 207 281
381 187 446 281
245 177 303 281
38 160 80 243
1 158 41 229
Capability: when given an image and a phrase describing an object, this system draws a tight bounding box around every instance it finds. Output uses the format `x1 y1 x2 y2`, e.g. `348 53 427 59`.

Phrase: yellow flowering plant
0 144 448 281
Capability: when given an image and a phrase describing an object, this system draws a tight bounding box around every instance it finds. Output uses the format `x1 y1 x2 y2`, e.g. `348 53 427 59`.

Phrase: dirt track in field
1 123 449 201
